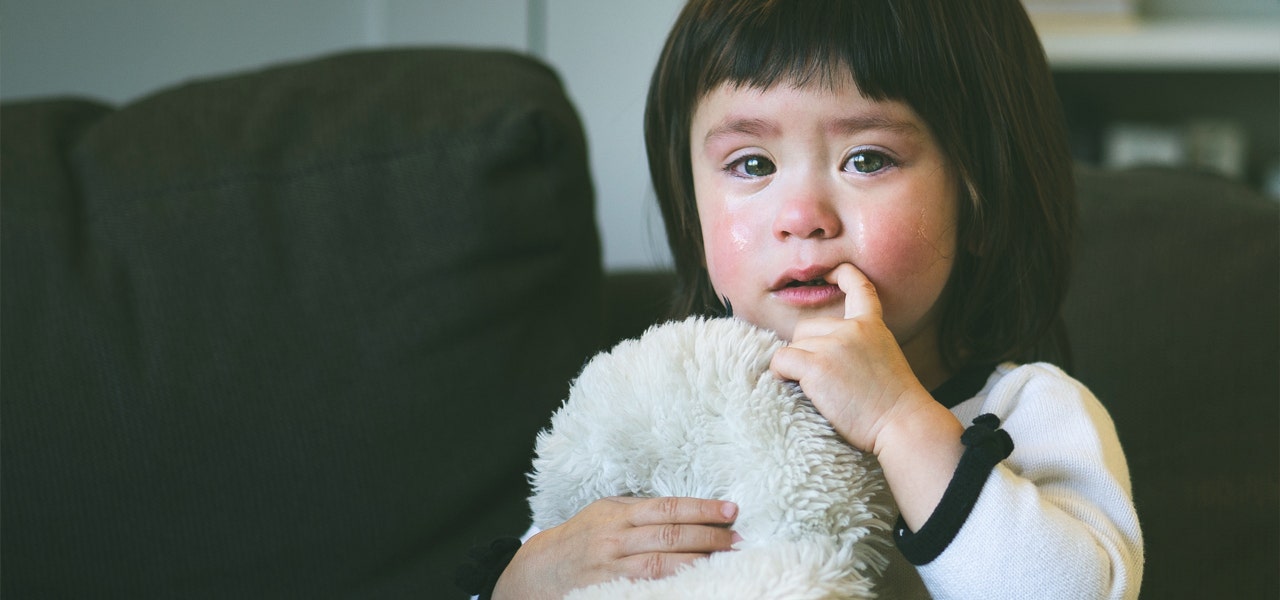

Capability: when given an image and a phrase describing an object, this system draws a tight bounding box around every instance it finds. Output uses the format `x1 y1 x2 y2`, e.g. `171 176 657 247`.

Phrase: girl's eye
728 155 776 178
844 151 894 174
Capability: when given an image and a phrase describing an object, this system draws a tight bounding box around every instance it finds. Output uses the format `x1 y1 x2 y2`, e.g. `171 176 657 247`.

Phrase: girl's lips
771 266 837 290
772 282 843 307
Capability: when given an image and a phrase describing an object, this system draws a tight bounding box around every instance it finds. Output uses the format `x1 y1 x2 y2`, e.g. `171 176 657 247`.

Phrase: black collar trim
930 363 997 409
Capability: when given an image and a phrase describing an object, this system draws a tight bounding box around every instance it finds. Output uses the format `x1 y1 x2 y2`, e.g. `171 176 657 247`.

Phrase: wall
544 0 684 270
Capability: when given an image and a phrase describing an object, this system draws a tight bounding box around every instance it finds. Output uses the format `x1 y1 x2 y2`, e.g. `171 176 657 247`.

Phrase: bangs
692 0 910 102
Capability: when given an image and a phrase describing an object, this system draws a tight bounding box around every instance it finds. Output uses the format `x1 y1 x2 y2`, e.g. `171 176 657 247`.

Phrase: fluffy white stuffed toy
529 316 893 599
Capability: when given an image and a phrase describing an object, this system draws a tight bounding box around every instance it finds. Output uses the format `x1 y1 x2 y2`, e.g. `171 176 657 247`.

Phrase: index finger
833 263 882 320
622 497 738 527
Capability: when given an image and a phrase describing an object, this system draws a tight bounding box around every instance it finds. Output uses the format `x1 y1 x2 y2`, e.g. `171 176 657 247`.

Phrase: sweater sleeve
467 526 542 600
916 363 1144 599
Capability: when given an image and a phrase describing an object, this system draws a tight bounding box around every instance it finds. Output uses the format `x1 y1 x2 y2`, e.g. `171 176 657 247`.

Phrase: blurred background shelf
1019 1 1280 197
1040 19 1280 70
1029 12 1280 197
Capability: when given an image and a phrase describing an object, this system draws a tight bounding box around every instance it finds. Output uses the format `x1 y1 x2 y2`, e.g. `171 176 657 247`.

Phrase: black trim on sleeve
455 536 522 599
893 413 1014 565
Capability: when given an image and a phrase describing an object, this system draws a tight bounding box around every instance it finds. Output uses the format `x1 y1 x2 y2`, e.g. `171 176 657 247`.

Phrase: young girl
474 1 1143 597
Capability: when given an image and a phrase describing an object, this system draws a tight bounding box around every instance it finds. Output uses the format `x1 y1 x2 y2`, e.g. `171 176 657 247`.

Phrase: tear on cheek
730 223 751 252
704 219 753 265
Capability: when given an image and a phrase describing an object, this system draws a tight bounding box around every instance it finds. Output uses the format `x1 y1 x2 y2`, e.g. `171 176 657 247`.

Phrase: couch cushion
1066 165 1278 598
2 48 602 598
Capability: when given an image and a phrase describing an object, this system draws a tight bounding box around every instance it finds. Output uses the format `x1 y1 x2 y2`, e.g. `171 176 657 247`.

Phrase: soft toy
529 316 893 599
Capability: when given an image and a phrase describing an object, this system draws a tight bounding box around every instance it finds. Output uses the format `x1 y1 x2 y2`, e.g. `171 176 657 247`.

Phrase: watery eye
846 151 891 174
731 155 776 177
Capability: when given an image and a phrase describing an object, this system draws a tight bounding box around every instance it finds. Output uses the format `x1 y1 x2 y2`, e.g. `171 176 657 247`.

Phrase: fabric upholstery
1065 165 1278 599
2 49 602 598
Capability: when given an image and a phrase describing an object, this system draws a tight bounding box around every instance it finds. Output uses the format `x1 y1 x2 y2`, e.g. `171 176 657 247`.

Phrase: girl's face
689 74 959 355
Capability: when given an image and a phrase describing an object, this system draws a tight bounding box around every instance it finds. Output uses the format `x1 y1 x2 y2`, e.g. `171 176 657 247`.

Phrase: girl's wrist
490 541 547 600
871 392 965 530
869 385 954 457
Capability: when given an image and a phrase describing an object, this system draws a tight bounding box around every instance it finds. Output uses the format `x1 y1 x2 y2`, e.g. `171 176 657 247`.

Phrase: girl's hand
768 262 929 454
492 496 740 600
769 262 964 529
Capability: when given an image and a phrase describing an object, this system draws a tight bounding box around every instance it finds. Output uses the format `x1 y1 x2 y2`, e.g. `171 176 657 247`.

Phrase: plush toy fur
529 317 892 599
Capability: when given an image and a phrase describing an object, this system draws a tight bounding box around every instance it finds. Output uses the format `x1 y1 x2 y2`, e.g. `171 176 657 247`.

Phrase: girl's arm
771 263 1142 598
914 364 1143 599
491 496 739 600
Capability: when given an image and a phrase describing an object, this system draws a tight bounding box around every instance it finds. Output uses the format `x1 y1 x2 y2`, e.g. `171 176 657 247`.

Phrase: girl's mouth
785 278 828 288
774 277 842 307
771 265 838 291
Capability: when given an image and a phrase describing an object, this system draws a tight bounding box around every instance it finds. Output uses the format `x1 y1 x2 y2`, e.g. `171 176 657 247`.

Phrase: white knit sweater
879 361 1145 599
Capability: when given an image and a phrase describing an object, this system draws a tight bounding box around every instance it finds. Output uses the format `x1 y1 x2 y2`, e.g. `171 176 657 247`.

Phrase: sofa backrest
1065 165 1278 599
1 48 602 598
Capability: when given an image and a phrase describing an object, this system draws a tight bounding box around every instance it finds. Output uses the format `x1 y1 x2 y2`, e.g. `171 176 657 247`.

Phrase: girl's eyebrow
827 115 922 137
702 117 779 145
702 114 921 146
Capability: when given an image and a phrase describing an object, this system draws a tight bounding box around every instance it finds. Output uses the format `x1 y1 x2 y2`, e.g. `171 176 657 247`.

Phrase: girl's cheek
856 208 956 310
728 221 753 253
702 214 758 292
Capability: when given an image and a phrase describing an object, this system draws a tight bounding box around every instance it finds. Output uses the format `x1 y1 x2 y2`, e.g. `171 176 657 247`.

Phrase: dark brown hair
644 0 1075 370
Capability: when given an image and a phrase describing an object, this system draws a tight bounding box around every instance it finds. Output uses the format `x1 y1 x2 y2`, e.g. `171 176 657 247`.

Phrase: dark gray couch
2 48 1276 599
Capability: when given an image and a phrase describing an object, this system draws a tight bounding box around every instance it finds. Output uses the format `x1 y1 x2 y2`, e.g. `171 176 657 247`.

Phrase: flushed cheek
701 213 761 299
854 210 956 323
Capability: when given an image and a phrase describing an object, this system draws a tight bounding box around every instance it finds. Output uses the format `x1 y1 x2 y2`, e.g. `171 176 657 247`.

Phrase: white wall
545 0 684 270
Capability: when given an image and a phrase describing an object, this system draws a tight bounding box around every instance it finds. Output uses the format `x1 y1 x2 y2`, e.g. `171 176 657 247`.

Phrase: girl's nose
772 180 842 241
